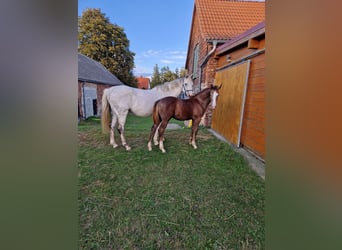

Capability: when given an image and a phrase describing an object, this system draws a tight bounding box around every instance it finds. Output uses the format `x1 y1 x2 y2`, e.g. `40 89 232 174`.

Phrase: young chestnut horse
147 84 221 153
101 76 194 150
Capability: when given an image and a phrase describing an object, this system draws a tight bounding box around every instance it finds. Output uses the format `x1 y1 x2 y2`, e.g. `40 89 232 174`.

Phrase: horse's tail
152 101 161 125
101 88 111 134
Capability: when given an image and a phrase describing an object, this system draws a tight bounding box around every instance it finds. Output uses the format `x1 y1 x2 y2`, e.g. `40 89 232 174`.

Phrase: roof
78 53 123 86
216 20 265 55
194 0 265 40
136 76 150 89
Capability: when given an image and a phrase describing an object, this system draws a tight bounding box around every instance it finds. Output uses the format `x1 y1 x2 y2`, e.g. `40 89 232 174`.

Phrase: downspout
198 40 218 91
82 81 86 119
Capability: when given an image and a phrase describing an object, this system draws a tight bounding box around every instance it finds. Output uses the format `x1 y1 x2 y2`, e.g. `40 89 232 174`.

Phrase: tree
179 67 188 78
175 68 179 78
150 64 162 88
78 8 137 87
160 66 177 82
151 64 188 88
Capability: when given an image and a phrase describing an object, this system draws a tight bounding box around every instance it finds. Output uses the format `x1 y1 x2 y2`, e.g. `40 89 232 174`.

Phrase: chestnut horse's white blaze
147 84 221 153
211 91 219 109
101 76 194 150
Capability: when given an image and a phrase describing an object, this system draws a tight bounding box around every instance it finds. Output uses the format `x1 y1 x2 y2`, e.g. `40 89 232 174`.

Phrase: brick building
78 53 123 120
185 0 265 126
136 76 151 89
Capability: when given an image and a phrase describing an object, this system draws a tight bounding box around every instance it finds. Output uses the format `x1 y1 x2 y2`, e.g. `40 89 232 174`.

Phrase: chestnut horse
147 84 221 153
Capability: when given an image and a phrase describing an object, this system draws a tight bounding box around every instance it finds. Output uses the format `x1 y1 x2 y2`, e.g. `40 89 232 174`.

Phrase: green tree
78 8 137 87
160 66 177 82
179 67 187 78
150 64 162 88
175 67 179 78
151 64 188 88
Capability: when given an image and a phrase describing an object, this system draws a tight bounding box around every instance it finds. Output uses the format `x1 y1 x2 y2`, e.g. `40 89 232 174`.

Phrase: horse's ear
217 83 222 90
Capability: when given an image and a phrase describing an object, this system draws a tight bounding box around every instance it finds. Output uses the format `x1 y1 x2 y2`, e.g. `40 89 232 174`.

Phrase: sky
78 0 195 77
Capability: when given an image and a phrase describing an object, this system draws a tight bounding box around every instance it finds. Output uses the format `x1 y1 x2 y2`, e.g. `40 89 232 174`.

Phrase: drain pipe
198 40 218 91
82 81 86 119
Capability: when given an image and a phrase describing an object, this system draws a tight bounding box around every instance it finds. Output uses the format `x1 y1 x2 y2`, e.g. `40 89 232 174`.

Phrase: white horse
101 76 194 150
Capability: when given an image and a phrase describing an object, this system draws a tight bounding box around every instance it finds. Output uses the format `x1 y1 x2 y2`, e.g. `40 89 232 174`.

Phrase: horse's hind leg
190 119 200 149
158 121 168 153
117 111 131 151
148 123 160 151
110 114 119 148
153 123 161 145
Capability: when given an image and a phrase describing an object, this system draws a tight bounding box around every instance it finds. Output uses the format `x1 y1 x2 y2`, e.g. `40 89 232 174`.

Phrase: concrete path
166 123 183 130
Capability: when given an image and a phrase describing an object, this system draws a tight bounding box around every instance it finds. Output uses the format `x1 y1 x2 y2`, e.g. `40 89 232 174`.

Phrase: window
192 44 199 78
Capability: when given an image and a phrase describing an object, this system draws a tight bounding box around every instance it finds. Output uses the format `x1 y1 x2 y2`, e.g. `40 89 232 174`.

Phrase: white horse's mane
153 77 184 92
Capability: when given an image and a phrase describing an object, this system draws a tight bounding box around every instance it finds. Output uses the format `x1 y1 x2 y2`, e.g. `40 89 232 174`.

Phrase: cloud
141 49 163 58
134 49 187 75
160 60 175 64
134 65 151 73
139 49 186 60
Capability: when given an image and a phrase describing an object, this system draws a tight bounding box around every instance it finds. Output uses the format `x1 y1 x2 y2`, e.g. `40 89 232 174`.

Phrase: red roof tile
195 0 265 40
216 20 265 55
136 77 150 89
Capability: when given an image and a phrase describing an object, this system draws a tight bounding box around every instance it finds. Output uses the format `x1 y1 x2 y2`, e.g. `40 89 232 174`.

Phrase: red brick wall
97 84 113 115
187 7 204 89
186 8 220 127
78 80 113 120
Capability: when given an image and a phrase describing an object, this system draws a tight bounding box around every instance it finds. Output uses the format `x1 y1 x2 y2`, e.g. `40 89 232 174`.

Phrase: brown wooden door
212 60 250 146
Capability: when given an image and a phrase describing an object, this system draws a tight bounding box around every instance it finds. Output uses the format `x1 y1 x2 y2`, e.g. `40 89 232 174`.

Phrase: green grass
78 114 265 249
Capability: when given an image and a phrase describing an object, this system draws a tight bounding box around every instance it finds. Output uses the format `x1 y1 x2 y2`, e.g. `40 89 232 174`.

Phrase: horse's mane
191 86 211 98
153 78 184 92
190 85 219 98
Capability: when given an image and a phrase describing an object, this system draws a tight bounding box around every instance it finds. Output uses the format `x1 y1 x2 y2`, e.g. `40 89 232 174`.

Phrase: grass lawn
78 114 265 249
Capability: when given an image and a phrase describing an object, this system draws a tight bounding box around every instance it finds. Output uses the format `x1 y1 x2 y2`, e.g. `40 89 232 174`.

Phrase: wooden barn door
212 60 250 146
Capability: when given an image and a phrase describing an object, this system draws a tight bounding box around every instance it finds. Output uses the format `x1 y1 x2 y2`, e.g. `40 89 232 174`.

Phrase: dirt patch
78 131 106 148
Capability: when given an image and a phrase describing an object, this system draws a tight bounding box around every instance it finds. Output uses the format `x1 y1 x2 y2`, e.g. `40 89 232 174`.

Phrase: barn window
192 44 199 78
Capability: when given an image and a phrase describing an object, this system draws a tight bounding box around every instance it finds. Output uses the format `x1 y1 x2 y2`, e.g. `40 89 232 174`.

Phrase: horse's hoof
125 146 131 151
112 144 119 148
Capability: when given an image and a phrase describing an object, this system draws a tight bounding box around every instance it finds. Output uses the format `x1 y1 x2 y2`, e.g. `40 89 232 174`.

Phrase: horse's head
210 84 222 109
182 75 194 97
